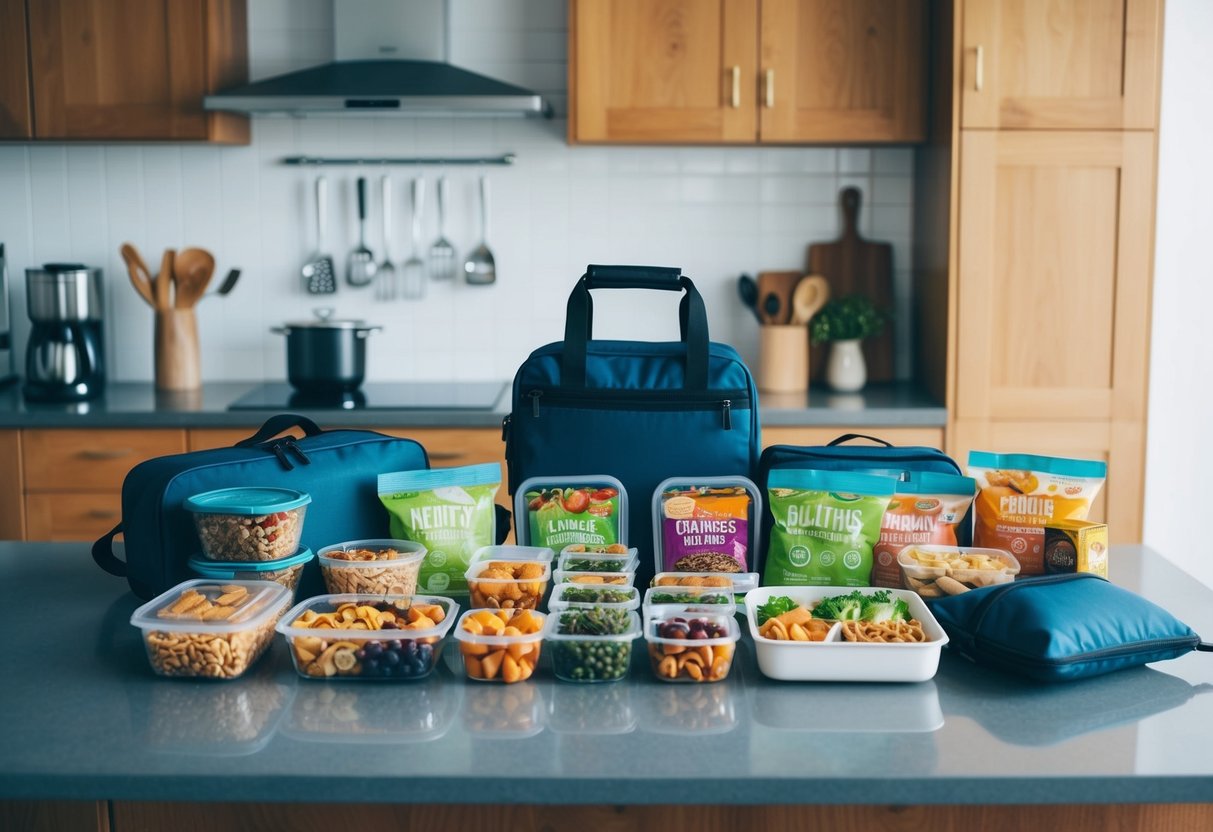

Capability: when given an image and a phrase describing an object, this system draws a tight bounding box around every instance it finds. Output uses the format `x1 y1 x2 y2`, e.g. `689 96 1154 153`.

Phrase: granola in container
184 487 311 562
318 539 427 595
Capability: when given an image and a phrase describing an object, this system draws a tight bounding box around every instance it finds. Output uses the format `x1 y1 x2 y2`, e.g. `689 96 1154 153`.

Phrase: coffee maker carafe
24 263 106 403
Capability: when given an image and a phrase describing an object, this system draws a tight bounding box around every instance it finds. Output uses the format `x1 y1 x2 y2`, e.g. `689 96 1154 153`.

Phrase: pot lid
280 307 373 330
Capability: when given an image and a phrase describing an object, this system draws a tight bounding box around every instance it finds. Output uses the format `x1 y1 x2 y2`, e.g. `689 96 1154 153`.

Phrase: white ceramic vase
826 339 867 392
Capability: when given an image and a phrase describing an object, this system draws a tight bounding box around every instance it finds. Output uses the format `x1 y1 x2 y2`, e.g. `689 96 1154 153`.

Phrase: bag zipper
526 387 748 430
760 444 962 480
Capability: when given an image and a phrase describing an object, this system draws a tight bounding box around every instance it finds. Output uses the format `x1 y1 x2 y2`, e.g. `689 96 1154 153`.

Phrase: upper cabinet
1 0 249 143
569 0 926 144
0 0 33 137
961 0 1163 130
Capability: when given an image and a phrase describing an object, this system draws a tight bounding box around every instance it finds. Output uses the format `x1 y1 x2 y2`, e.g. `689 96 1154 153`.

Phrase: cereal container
185 487 311 562
317 539 427 595
130 579 292 680
187 548 314 595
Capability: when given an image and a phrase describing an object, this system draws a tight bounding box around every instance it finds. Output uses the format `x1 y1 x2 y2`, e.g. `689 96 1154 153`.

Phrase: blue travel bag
505 266 762 586
92 414 429 599
929 572 1212 682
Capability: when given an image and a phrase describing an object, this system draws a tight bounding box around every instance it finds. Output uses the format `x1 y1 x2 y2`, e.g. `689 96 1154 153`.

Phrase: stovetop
227 382 507 411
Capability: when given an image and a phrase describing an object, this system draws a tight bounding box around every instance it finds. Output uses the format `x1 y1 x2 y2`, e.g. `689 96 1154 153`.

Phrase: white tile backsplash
0 0 917 384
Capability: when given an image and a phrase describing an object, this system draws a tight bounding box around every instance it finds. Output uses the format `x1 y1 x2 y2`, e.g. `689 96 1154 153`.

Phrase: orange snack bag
968 452 1106 575
871 473 977 588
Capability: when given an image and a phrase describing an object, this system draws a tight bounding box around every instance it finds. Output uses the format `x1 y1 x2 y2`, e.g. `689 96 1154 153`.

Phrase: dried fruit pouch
764 470 896 587
378 463 500 595
871 472 977 588
657 478 757 573
517 477 625 550
968 451 1106 576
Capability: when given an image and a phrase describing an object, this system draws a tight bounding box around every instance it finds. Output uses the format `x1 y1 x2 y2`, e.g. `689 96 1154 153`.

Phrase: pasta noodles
839 619 927 643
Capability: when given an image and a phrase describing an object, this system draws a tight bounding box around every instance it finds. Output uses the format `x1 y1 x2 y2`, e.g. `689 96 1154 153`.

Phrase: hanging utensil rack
281 154 516 167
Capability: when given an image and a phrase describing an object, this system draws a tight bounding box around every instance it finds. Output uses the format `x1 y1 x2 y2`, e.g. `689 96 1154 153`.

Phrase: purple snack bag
659 485 751 573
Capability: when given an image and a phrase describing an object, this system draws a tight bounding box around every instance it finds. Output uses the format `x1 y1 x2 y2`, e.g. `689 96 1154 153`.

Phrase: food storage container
187 548 314 595
544 609 640 683
744 586 949 682
283 677 462 744
641 585 737 619
317 539 427 595
454 608 546 683
130 579 291 680
645 610 740 683
652 571 759 593
464 546 554 610
556 547 639 574
651 476 762 575
277 594 458 681
515 475 628 548
898 545 1020 598
461 683 546 738
552 569 634 587
548 583 641 612
184 487 311 562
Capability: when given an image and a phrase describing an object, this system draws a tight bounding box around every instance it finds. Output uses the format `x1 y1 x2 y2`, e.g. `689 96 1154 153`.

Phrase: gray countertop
0 380 946 429
0 544 1210 806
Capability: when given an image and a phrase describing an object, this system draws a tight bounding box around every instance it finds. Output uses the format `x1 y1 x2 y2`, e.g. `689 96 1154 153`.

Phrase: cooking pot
272 308 381 394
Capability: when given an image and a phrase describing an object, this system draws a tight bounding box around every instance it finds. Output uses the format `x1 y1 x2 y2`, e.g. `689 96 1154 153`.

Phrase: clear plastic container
548 583 641 612
184 487 311 562
898 545 1020 598
454 608 546 683
464 546 554 610
652 571 759 593
552 569 635 587
317 539 427 596
556 547 639 574
130 579 292 680
277 594 458 681
543 609 640 683
188 548 314 595
651 476 762 574
515 475 628 548
641 585 737 619
645 610 740 683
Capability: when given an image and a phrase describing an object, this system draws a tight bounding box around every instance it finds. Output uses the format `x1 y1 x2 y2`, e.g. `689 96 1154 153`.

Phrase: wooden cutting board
806 187 896 383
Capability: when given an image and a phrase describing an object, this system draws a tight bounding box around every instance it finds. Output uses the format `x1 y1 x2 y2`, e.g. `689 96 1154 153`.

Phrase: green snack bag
377 463 500 595
764 470 896 587
517 476 626 549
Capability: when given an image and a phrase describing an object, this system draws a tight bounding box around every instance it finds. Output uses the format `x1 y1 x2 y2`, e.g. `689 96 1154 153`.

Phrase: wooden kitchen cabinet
0 0 33 138
569 0 925 144
13 0 248 142
961 0 1163 130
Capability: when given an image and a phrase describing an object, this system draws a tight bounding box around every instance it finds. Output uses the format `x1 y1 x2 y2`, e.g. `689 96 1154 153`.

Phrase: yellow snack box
1043 519 1108 578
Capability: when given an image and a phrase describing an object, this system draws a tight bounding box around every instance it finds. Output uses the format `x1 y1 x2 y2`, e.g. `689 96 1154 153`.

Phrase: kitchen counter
1 543 1210 808
0 380 946 429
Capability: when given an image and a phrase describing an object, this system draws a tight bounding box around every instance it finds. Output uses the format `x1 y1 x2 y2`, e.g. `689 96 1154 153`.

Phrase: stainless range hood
204 0 549 117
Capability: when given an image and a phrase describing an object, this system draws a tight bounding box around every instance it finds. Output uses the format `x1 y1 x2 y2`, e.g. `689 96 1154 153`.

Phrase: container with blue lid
188 548 315 595
185 486 312 563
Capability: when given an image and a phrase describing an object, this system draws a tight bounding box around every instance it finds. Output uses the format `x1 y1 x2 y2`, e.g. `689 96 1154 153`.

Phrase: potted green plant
810 295 888 392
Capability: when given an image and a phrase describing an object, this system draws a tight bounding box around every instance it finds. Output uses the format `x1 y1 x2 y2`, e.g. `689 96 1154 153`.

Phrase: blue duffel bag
92 414 430 599
505 266 762 586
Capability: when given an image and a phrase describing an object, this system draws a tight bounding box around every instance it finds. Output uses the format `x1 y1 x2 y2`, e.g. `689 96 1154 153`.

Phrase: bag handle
828 433 894 447
236 414 324 447
92 523 127 577
562 265 710 390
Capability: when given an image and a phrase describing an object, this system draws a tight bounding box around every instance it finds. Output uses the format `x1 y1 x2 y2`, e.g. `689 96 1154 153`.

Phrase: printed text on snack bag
674 519 737 546
410 505 475 529
998 494 1054 524
786 506 863 536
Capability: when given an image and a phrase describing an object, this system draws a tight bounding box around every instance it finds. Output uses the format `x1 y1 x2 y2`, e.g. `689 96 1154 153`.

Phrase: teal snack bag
378 463 500 595
517 476 626 549
764 470 896 587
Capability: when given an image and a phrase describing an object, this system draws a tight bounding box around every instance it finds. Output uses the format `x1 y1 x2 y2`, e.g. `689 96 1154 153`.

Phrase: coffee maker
24 263 106 403
0 245 15 386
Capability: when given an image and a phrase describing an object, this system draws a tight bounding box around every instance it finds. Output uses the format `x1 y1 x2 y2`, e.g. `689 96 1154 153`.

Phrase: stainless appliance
23 263 106 403
227 381 506 412
0 245 15 385
271 309 381 395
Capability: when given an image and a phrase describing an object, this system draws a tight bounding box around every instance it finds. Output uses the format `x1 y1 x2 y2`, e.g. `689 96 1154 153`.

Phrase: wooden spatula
120 243 156 308
173 248 216 308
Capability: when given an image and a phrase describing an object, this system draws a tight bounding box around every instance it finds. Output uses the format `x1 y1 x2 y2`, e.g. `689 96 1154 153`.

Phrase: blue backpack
505 266 761 586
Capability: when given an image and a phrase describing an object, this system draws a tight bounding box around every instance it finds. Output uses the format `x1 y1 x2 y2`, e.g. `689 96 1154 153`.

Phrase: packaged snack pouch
654 477 760 574
764 470 896 587
378 463 500 594
516 476 625 550
968 451 1106 575
871 472 977 588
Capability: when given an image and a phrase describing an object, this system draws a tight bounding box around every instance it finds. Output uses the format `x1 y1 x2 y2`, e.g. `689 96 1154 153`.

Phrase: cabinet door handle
974 45 984 91
88 509 119 519
428 451 466 461
764 69 775 108
80 448 133 460
730 65 741 108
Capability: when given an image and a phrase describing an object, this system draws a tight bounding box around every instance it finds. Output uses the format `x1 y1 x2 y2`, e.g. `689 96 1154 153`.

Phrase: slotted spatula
428 176 457 281
401 177 426 300
302 175 337 294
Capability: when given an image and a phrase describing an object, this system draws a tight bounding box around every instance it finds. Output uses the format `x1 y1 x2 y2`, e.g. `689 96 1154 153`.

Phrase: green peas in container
543 608 640 683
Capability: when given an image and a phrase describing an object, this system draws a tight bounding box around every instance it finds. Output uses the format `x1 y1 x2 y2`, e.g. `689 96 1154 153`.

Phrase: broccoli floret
812 590 867 621
813 589 911 622
862 596 912 623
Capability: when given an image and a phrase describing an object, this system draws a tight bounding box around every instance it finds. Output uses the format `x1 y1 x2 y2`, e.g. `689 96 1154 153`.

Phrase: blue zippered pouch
930 572 1211 682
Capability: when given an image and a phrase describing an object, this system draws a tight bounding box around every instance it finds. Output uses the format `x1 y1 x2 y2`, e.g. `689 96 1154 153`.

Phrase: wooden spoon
791 274 830 326
173 248 216 309
120 243 156 308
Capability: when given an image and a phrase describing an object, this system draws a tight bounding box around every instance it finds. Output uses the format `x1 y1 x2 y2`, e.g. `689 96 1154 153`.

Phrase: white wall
1143 0 1213 587
0 0 915 384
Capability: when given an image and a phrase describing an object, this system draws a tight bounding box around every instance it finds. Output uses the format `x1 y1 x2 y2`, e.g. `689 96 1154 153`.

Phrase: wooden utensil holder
759 325 809 393
155 308 201 391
